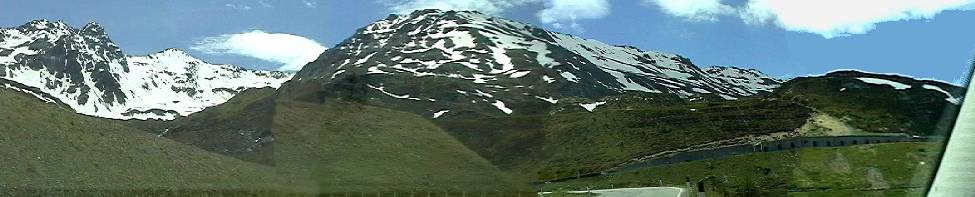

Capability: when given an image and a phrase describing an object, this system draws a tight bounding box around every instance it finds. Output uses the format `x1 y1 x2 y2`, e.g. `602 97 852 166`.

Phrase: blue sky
2 0 974 84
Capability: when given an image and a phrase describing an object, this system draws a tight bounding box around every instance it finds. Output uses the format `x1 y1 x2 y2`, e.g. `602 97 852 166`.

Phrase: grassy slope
0 88 316 195
344 72 957 184
271 99 528 192
542 99 810 178
126 88 280 165
775 73 961 136
138 84 530 192
548 142 941 197
438 98 812 181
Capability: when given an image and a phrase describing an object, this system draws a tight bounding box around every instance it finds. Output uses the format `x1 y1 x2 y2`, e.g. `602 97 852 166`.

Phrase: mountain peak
703 66 781 94
79 22 110 38
705 66 765 75
24 19 64 26
155 48 192 55
81 21 100 26
141 48 199 61
403 8 485 16
365 8 519 35
1 20 295 120
82 21 103 30
408 8 447 15
19 19 71 32
286 10 785 116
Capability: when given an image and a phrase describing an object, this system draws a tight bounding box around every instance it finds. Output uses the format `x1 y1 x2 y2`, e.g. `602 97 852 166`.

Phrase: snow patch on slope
922 84 962 104
579 101 607 112
491 100 513 114
858 77 911 90
368 84 422 101
433 110 449 118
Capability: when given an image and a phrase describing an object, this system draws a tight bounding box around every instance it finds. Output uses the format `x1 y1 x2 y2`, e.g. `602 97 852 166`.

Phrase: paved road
541 187 687 197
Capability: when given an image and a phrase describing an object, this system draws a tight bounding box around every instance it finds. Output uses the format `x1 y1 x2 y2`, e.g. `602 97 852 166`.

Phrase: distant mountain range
0 20 292 120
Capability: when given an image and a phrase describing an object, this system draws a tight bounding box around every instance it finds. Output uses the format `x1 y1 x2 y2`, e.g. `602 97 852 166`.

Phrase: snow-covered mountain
0 20 292 120
285 9 779 116
703 66 781 94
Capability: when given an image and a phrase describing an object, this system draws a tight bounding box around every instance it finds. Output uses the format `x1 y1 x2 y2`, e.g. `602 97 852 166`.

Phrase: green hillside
127 88 281 165
438 97 813 181
271 99 528 192
0 86 316 195
548 142 941 197
433 70 961 182
775 71 963 136
134 87 530 193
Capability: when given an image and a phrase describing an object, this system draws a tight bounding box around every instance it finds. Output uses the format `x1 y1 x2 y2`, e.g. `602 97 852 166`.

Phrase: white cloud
646 0 975 38
537 0 611 31
191 30 327 71
386 0 539 15
256 0 273 8
646 0 735 22
225 3 252 10
741 0 975 38
302 0 317 8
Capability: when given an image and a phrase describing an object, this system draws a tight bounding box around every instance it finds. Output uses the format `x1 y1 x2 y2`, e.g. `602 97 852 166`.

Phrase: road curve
541 187 687 197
